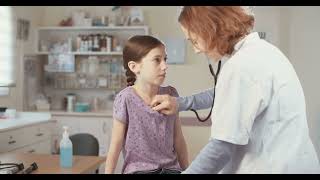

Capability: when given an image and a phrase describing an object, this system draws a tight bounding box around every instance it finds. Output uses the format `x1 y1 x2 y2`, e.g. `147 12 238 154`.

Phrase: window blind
0 6 15 87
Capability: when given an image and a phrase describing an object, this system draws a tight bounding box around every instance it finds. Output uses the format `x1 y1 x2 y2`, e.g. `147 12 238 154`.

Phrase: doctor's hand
151 95 178 115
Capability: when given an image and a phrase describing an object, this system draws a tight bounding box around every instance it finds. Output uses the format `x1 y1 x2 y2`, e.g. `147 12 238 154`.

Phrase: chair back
69 133 99 156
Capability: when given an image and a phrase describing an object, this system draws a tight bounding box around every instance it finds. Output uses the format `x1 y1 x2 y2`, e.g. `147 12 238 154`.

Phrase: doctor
151 6 320 173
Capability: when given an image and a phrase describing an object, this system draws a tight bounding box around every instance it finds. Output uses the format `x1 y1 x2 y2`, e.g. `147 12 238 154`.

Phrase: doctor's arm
177 88 214 111
182 138 235 174
151 88 214 115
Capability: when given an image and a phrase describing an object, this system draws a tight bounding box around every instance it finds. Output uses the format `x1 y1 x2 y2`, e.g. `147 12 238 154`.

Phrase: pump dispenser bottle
60 126 73 168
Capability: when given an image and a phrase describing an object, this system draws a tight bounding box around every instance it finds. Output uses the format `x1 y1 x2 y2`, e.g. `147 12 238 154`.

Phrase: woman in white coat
151 6 320 173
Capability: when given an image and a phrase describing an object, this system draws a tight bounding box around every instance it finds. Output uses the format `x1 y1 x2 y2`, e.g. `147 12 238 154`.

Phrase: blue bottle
60 126 73 168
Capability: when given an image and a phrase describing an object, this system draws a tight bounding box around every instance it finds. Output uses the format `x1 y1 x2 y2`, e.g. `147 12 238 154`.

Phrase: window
0 6 15 88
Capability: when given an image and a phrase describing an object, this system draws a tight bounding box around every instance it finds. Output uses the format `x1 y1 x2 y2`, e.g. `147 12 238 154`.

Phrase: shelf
37 26 148 31
35 51 122 55
44 87 122 91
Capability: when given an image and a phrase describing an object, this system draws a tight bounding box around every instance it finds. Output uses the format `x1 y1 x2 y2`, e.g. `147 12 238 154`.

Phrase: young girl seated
105 35 189 174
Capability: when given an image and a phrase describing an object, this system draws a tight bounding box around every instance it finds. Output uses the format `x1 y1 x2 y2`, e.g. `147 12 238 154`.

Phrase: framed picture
162 38 186 64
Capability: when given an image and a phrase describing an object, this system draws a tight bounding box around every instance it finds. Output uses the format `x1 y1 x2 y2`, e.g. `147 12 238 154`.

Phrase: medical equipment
0 161 24 174
190 59 221 122
21 162 38 174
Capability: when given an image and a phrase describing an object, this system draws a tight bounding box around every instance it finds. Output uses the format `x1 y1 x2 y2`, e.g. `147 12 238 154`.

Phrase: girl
105 35 189 174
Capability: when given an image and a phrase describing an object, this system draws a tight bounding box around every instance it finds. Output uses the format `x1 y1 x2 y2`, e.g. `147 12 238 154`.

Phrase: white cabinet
0 122 54 154
52 115 112 156
78 118 112 155
52 114 114 174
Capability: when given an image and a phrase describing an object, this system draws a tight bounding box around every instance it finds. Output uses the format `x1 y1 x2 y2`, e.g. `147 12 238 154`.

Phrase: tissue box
36 102 50 111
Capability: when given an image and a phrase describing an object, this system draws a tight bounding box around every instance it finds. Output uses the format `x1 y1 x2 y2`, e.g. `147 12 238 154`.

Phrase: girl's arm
105 119 127 174
174 113 189 170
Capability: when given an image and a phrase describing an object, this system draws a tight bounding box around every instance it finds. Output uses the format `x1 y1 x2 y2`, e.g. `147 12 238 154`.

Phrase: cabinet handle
103 122 106 134
8 140 16 144
28 149 35 153
36 133 44 137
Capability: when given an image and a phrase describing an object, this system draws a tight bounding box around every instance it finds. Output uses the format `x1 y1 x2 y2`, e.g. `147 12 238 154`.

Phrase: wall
8 6 318 162
0 6 44 110
16 6 287 161
285 6 320 157
255 6 320 159
40 6 215 161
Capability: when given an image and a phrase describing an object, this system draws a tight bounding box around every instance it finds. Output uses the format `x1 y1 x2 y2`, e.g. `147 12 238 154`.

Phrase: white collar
234 32 260 51
215 32 260 63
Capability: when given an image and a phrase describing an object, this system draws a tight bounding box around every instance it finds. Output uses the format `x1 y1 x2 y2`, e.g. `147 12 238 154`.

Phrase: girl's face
134 46 168 86
180 24 222 61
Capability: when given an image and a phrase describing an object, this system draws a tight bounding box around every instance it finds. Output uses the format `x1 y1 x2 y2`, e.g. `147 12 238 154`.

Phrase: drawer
0 129 25 153
24 122 53 143
10 140 52 154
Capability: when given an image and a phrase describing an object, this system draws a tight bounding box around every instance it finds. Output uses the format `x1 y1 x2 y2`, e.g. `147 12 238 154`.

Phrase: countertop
0 112 53 132
0 152 106 174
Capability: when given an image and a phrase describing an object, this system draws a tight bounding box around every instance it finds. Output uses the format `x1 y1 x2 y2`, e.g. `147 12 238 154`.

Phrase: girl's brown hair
178 6 255 55
122 35 164 86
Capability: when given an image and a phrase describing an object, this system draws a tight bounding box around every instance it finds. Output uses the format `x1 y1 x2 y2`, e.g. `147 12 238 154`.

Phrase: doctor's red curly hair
178 6 255 55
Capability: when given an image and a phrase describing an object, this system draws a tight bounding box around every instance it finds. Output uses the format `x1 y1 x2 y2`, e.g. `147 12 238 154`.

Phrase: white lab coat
210 32 320 173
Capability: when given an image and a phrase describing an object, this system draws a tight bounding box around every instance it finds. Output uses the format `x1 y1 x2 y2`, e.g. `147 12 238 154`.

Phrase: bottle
88 35 93 52
106 35 112 52
76 35 81 52
60 126 73 168
93 34 99 51
66 93 76 112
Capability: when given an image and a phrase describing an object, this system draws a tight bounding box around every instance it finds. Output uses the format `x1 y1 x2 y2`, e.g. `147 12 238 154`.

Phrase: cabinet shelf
35 51 123 56
44 86 122 91
37 25 149 32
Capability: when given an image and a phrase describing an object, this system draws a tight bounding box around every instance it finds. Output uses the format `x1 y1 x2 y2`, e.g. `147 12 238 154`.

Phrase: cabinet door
52 116 80 153
97 118 113 174
78 117 111 155
33 140 51 154
53 116 80 136
54 116 79 136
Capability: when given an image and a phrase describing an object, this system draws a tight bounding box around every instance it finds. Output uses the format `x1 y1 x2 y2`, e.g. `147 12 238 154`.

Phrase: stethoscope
188 34 248 122
190 58 222 122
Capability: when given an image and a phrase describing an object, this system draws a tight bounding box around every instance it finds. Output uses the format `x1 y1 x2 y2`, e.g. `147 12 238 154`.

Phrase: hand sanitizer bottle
60 126 73 168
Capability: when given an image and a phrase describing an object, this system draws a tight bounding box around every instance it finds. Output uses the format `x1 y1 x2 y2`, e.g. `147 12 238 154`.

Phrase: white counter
0 112 53 132
50 110 113 117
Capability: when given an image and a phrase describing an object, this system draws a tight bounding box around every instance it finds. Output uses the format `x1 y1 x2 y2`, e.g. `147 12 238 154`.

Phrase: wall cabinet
35 26 149 55
25 26 149 113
